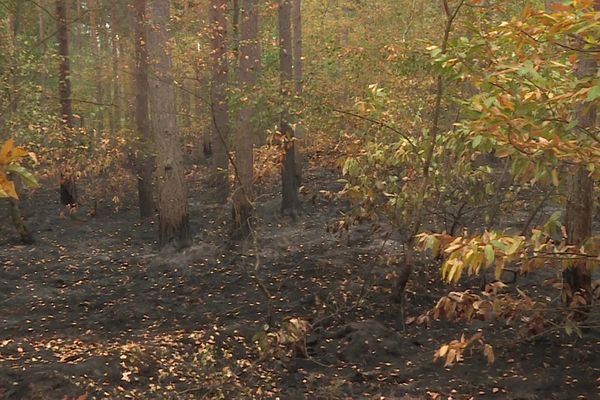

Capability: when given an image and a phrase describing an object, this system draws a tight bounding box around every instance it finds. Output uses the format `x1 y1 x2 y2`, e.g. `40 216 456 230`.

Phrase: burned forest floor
1 155 599 400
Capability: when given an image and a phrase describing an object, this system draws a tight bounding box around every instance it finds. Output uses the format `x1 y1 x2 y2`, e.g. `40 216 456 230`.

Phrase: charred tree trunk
232 0 259 238
56 0 77 206
8 194 33 245
279 0 300 216
133 0 156 218
147 0 191 248
209 0 230 202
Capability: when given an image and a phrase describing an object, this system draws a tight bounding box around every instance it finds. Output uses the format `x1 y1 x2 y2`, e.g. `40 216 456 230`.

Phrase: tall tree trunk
291 0 303 184
38 0 46 91
6 5 33 244
133 0 155 218
76 0 82 53
56 0 77 206
147 0 191 248
181 80 192 129
232 0 259 238
196 70 213 159
88 0 104 133
231 0 240 58
209 0 230 202
562 1 599 309
110 0 122 133
279 0 300 216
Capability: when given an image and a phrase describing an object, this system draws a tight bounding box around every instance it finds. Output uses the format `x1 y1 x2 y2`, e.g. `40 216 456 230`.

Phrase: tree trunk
110 0 122 133
279 0 300 216
56 0 77 206
133 0 155 218
196 70 213 160
88 0 104 133
562 1 598 307
5 7 33 244
209 0 230 202
8 201 33 244
181 80 192 129
231 0 240 58
38 0 46 90
147 0 191 248
291 0 303 184
232 0 259 238
76 0 82 53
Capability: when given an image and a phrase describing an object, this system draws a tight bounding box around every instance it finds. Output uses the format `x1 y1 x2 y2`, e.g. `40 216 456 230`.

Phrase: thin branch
330 107 418 151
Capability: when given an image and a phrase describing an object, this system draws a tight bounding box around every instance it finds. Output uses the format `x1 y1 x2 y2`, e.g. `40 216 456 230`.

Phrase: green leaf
484 244 495 266
5 164 39 188
424 235 440 257
587 84 600 102
505 238 522 256
491 240 508 253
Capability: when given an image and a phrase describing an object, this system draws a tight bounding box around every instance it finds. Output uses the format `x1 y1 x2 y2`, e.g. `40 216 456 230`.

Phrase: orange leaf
0 139 15 164
0 171 18 199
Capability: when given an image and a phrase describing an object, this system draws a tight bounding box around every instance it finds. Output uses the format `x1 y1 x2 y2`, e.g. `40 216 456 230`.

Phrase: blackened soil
1 165 599 400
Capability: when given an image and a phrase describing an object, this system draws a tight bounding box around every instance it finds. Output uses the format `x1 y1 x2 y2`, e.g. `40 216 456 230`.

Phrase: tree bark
232 0 259 238
56 0 77 206
181 80 192 129
5 6 33 244
38 0 46 90
291 0 303 184
231 0 240 58
133 0 156 218
76 0 82 53
562 2 598 307
279 0 300 216
8 195 33 245
196 70 213 160
147 0 191 248
110 0 122 133
209 0 230 202
88 0 105 133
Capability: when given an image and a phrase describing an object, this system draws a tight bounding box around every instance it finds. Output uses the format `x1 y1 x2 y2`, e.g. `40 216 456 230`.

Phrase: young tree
56 0 77 206
232 0 259 238
133 0 155 218
209 0 230 202
147 0 191 248
279 0 300 216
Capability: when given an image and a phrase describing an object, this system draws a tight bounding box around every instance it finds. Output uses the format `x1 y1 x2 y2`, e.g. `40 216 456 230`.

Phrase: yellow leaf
438 344 449 358
0 171 18 199
484 344 495 364
551 169 559 187
0 139 27 165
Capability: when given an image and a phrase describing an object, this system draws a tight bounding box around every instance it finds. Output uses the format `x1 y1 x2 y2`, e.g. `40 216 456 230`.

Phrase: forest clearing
1 0 600 399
